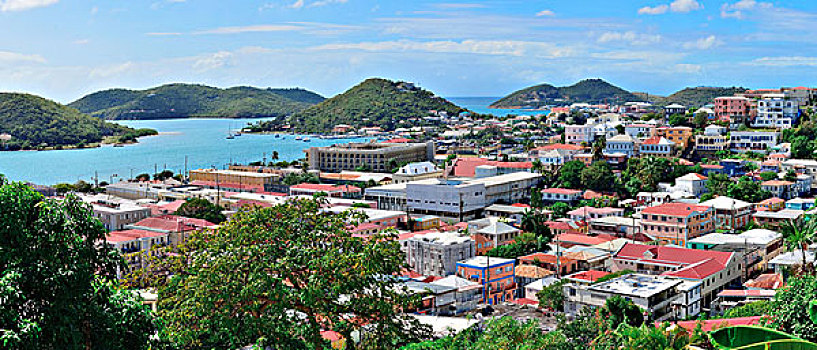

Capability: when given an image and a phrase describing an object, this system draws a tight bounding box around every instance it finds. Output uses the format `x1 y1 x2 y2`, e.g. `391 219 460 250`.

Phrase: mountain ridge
68 83 325 120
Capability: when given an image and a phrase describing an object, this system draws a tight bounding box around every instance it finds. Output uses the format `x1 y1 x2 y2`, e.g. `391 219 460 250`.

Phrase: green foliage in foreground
134 197 430 349
174 197 226 224
0 92 143 149
765 274 817 342
0 182 156 350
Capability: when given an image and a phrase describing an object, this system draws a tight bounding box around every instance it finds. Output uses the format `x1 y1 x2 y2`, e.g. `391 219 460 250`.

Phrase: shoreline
0 134 159 153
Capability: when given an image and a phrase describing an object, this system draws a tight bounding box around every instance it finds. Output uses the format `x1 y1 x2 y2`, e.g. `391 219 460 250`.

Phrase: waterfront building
305 142 434 172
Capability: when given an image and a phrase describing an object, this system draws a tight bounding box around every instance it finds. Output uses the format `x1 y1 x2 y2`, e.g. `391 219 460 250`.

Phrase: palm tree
780 219 817 274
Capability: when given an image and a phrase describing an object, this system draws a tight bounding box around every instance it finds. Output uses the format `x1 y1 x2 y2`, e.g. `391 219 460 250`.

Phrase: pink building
714 97 752 125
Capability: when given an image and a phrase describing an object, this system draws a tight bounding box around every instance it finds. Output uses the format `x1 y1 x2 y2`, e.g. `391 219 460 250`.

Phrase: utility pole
94 171 98 188
184 156 188 182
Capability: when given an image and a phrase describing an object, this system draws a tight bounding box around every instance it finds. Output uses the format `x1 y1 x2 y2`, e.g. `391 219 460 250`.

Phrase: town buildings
406 230 475 277
456 256 516 305
639 202 715 246
305 142 434 172
189 169 280 193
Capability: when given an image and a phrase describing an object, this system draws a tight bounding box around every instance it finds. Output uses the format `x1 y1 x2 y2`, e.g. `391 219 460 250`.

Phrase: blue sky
1 0 816 103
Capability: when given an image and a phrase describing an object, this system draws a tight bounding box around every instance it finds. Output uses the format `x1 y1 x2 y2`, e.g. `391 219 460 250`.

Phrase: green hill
650 86 749 107
68 84 325 120
490 79 643 108
289 78 465 132
0 93 142 150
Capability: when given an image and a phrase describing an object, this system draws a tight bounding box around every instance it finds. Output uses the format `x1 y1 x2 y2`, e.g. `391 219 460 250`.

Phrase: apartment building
729 131 778 153
406 230 475 277
656 126 693 149
751 94 799 129
688 229 783 276
565 124 595 145
640 202 715 246
567 206 624 222
79 194 152 231
305 141 434 172
699 196 753 230
541 188 583 203
612 244 739 306
624 123 657 139
781 159 817 190
714 96 752 126
563 274 697 321
605 134 636 157
407 179 486 222
392 161 443 184
189 169 280 192
456 256 516 305
639 136 675 157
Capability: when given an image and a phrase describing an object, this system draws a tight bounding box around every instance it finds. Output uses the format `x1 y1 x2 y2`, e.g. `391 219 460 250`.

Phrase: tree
0 182 156 349
727 177 772 203
135 173 151 181
791 136 816 159
530 188 544 208
141 197 431 349
766 275 817 342
668 113 687 126
557 161 585 189
174 197 226 224
603 296 644 328
760 171 779 181
537 279 567 311
706 172 732 196
401 317 569 350
550 202 571 219
785 170 798 182
780 219 817 273
272 150 279 160
580 161 615 192
153 170 174 181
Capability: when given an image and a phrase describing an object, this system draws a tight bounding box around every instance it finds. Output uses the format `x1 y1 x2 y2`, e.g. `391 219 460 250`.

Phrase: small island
0 93 157 151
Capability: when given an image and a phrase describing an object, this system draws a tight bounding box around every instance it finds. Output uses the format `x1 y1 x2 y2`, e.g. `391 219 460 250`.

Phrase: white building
80 194 152 231
752 94 799 129
565 124 594 145
674 173 709 197
392 161 443 184
406 230 476 277
605 134 636 157
730 131 779 153
563 274 696 321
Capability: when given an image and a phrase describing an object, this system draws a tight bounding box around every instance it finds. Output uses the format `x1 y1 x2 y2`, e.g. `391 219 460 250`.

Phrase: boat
295 136 302 140
234 131 242 137
113 143 124 147
226 134 235 139
303 137 311 142
275 134 280 138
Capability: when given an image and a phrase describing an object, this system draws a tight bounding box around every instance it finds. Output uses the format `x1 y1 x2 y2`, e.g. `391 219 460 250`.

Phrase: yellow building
189 169 280 192
656 126 693 149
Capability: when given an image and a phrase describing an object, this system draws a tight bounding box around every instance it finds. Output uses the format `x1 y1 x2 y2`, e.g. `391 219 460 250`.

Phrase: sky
1 0 817 103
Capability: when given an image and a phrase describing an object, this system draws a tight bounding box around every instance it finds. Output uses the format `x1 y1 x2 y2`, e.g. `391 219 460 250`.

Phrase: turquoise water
0 98 543 185
0 118 369 185
447 97 550 117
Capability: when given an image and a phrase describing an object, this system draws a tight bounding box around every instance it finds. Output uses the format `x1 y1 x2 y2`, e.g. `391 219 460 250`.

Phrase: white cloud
638 4 668 15
288 0 303 9
194 24 302 35
682 35 720 50
674 63 702 73
0 0 58 12
89 62 135 79
311 39 578 59
0 51 45 64
721 0 772 19
309 0 347 8
597 31 662 45
749 56 817 67
535 9 555 17
670 0 702 13
639 0 701 15
192 51 233 72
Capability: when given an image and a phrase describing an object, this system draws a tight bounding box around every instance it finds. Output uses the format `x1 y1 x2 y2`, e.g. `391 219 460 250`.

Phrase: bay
0 118 369 185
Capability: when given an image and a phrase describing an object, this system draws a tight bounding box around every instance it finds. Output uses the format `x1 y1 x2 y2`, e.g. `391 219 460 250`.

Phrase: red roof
642 136 663 145
537 143 584 151
701 164 724 169
382 138 413 143
717 289 776 298
131 215 215 232
761 180 794 186
556 233 614 246
106 229 166 243
290 183 361 193
759 197 785 205
542 188 582 195
566 270 611 282
511 298 539 306
641 202 711 217
744 273 785 290
663 316 762 332
616 243 732 279
450 158 533 177
519 252 577 265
